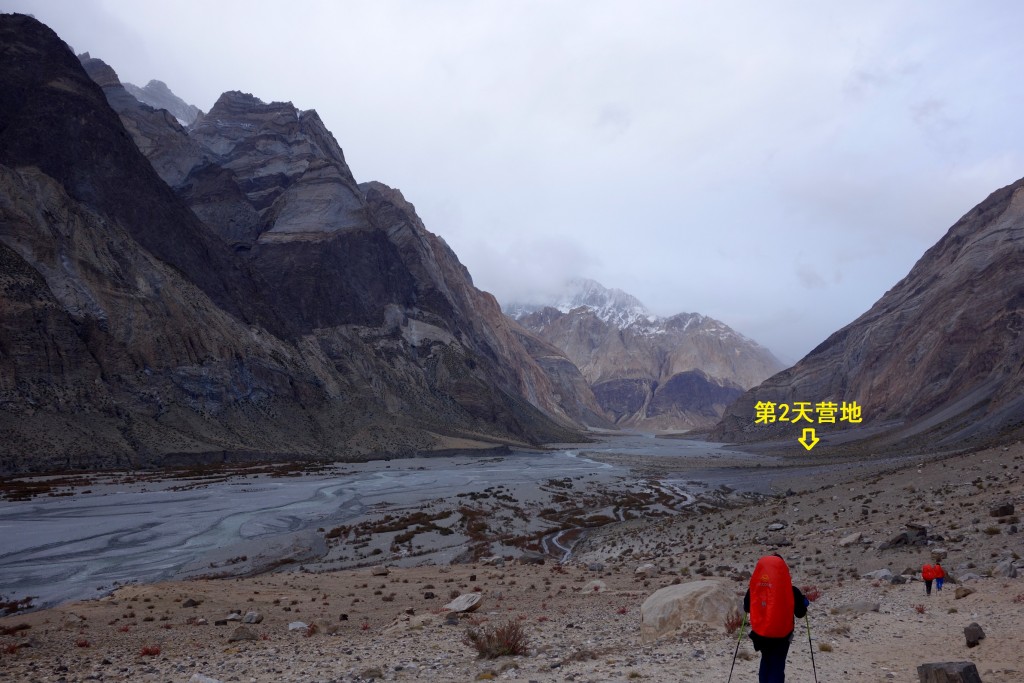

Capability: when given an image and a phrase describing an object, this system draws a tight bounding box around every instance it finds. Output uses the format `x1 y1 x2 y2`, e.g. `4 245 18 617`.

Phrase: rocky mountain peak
186 91 366 243
122 78 203 127
508 280 783 429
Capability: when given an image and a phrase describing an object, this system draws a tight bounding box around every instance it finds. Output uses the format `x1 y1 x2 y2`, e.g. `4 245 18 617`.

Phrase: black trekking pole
727 612 746 683
805 613 819 683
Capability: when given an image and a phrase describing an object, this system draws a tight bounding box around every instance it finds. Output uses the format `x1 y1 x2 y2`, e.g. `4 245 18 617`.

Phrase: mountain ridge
507 280 783 429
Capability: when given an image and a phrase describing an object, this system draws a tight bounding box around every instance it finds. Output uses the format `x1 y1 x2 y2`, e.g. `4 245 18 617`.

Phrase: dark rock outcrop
711 177 1024 450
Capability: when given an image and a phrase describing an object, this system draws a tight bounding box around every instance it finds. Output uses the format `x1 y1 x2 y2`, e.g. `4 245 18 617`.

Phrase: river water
0 435 763 610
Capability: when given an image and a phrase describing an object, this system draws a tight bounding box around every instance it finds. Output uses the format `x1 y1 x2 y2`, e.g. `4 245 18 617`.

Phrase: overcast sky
8 0 1024 362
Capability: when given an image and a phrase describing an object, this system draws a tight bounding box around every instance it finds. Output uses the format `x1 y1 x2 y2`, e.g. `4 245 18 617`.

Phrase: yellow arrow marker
798 428 820 451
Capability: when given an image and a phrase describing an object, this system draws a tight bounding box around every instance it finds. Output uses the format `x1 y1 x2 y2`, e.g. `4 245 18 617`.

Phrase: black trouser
925 579 933 595
751 632 792 683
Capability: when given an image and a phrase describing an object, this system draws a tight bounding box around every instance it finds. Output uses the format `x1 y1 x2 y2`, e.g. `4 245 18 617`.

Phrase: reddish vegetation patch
139 645 161 656
802 585 822 602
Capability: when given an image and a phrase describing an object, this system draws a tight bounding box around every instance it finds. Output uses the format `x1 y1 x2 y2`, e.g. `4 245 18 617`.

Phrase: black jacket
743 586 808 649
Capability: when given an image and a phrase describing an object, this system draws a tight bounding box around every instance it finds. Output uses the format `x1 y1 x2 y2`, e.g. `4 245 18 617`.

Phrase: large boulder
963 623 985 648
916 661 982 683
640 580 740 643
444 593 482 613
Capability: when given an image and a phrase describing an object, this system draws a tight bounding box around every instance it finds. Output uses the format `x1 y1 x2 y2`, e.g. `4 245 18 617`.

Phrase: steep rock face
0 14 589 473
509 281 781 429
78 54 207 188
188 91 369 242
712 178 1024 449
122 78 202 127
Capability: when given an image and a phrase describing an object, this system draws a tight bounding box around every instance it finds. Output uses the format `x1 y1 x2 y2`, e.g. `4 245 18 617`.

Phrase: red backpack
749 555 795 638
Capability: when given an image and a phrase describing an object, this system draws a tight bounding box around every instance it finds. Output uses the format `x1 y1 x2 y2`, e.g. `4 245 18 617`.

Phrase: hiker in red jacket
922 563 935 595
933 563 946 592
743 554 809 683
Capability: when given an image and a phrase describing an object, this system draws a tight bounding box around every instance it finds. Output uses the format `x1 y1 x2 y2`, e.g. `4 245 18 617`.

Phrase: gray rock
989 503 1014 517
862 569 894 581
890 575 908 585
993 559 1018 578
832 601 880 615
838 531 862 547
767 523 786 531
954 587 976 600
635 563 659 578
188 675 224 683
181 598 200 608
227 626 256 642
242 611 263 624
765 535 792 547
287 621 309 631
963 622 985 648
225 612 242 622
371 565 389 576
958 573 981 582
443 593 482 613
916 661 982 683
588 562 605 572
583 580 607 593
930 548 948 562
518 551 546 565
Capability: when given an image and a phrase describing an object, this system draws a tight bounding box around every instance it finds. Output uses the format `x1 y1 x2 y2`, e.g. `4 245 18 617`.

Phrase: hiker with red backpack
742 554 810 683
922 563 935 595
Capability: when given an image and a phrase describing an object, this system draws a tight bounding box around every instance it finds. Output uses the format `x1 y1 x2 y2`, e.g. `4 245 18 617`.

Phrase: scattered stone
989 503 1014 518
225 612 242 621
931 548 948 562
227 626 256 642
371 565 389 576
635 563 659 578
765 535 791 547
242 611 263 624
181 598 200 608
639 579 740 642
188 675 223 683
214 620 228 626
862 569 894 581
767 523 786 531
838 532 862 547
423 591 436 599
963 622 986 648
480 556 505 567
916 661 982 683
993 559 1018 578
583 580 607 593
954 587 976 600
958 573 982 582
517 551 546 565
890 575 908 585
287 621 309 631
587 562 605 572
832 601 880 615
195 618 208 626
340 614 348 621
444 593 482 613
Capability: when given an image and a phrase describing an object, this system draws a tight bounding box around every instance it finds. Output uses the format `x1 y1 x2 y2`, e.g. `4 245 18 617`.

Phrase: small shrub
819 642 833 652
75 639 90 648
118 625 131 632
725 612 744 635
139 645 161 656
984 526 1001 535
3 643 20 655
914 604 926 614
1013 593 1024 604
464 620 530 659
617 606 629 615
360 621 370 631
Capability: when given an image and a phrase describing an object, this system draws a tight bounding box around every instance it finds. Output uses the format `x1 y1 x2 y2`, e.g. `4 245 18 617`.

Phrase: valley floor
1 441 1022 682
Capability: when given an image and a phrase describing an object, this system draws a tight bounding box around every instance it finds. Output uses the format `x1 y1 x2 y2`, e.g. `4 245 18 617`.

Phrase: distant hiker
744 554 809 683
934 562 945 592
922 563 935 595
